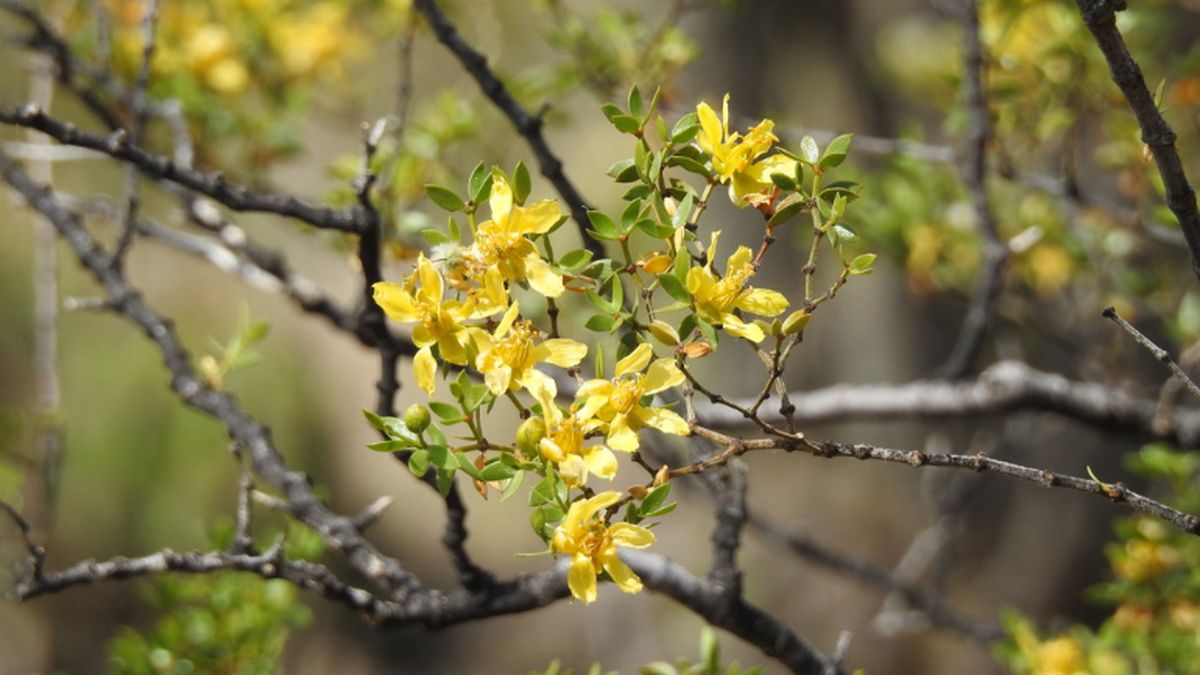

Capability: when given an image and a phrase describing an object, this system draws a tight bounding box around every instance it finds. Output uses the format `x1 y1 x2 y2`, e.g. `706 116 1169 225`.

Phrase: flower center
610 378 642 414
494 321 538 370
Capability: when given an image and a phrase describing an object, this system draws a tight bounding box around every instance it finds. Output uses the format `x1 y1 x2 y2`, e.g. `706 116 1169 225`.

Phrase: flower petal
495 302 520 338
489 174 513 224
615 343 653 378
640 358 685 394
736 287 789 317
722 314 765 342
643 407 690 437
608 522 656 548
559 454 587 488
584 445 618 480
416 254 443 302
607 413 640 452
600 548 643 594
726 245 754 277
371 282 418 322
413 346 437 395
520 200 562 235
525 255 565 297
568 553 598 604
485 364 512 396
696 101 722 156
539 339 588 368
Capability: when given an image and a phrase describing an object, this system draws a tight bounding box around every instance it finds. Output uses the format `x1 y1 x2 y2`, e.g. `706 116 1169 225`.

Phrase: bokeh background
4 0 1200 673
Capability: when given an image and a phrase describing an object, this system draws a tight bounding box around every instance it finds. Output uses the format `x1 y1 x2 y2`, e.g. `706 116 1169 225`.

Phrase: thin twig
0 105 368 233
413 0 605 258
1074 0 1200 284
1103 306 1200 402
938 0 1007 379
109 0 157 269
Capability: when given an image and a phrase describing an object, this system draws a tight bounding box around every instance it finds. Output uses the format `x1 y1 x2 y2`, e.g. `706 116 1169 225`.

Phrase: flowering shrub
367 89 871 603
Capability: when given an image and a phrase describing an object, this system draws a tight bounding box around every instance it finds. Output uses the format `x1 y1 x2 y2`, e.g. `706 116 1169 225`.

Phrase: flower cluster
366 91 866 604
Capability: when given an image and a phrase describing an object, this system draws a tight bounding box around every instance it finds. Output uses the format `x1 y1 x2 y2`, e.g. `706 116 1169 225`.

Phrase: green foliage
997 444 1200 674
106 523 322 675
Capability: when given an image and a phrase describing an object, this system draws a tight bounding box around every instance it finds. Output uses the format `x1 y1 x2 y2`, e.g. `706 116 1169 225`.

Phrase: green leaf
513 160 531 204
640 482 671 515
819 133 854 169
850 253 876 275
529 475 555 506
600 103 623 122
671 191 694 230
479 461 518 482
587 288 617 313
499 470 524 502
700 626 720 671
559 249 593 271
643 87 662 124
421 228 451 246
829 223 859 247
641 502 677 518
670 112 700 144
407 449 429 476
636 219 675 240
428 401 463 422
641 663 678 675
649 149 664 183
427 444 457 471
607 159 639 183
799 135 820 165
426 184 466 212
587 210 620 240
470 174 494 205
658 273 691 304
627 85 644 121
366 439 412 453
696 317 719 346
435 467 455 497
768 194 806 227
362 408 387 432
467 162 488 203
585 313 617 332
770 172 797 192
621 199 643 229
667 154 711 178
610 114 641 134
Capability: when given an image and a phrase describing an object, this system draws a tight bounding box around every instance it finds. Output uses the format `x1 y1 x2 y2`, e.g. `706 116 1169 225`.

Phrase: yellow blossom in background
577 343 689 451
472 303 587 396
530 378 616 488
373 254 485 394
686 232 789 342
551 490 655 604
466 174 565 297
696 94 792 207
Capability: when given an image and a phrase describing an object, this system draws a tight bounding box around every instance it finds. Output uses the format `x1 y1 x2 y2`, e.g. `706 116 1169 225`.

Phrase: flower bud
653 465 671 487
678 342 714 359
404 404 431 433
782 309 811 335
515 416 547 458
648 320 681 346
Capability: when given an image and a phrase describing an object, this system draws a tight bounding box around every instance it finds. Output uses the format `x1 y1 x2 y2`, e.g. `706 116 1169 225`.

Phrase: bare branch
0 150 422 598
1074 0 1200 283
938 0 1008 379
413 0 606 259
1103 306 1200 402
0 105 368 234
747 513 1002 644
696 360 1200 448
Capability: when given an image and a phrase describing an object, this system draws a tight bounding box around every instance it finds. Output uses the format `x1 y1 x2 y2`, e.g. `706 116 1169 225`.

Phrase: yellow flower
577 343 689 451
551 491 655 604
696 94 793 207
473 303 587 396
685 232 789 342
466 174 565 297
373 254 482 394
530 378 616 488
